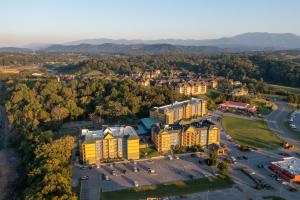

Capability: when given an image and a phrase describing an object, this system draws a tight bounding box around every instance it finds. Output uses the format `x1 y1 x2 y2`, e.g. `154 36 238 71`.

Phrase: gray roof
82 126 138 141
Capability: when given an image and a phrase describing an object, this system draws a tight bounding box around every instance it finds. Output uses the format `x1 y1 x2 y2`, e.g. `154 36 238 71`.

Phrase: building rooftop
82 126 138 141
152 120 216 135
140 118 159 130
152 98 204 111
137 117 159 136
271 157 300 176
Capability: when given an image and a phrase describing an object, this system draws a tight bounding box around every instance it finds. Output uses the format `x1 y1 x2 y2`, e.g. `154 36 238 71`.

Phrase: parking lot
97 154 216 192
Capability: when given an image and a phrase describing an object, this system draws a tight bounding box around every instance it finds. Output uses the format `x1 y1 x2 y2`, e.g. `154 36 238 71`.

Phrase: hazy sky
1 0 300 46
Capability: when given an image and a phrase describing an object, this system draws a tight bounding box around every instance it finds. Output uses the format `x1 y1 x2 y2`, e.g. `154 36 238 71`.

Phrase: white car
168 155 173 160
134 180 139 187
174 155 180 160
81 176 89 180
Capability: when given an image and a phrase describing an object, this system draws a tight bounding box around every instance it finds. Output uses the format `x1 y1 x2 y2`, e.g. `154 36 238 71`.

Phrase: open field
267 84 300 95
101 175 233 200
222 116 282 149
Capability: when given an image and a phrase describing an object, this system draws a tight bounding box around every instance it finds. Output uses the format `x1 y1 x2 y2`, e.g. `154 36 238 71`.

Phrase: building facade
175 81 207 96
151 120 220 153
270 157 300 183
218 101 256 112
81 126 140 165
150 98 207 125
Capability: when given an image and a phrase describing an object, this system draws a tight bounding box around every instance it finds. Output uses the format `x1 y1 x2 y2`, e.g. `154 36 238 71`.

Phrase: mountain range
63 32 300 50
1 32 300 54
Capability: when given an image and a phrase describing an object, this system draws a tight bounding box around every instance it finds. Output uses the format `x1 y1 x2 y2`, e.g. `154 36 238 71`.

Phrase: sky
1 0 300 47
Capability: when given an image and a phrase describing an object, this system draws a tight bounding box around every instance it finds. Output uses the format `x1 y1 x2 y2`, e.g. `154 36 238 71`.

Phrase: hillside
41 43 226 55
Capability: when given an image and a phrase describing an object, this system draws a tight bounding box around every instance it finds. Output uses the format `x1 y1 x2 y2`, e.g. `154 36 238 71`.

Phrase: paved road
265 100 300 147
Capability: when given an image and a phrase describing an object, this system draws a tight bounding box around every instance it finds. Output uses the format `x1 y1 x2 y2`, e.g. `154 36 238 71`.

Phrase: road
210 112 300 200
265 100 300 147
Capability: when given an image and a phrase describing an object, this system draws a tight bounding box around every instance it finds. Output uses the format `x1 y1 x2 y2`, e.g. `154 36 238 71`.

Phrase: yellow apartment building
151 120 220 153
175 81 207 96
150 98 207 125
81 126 140 165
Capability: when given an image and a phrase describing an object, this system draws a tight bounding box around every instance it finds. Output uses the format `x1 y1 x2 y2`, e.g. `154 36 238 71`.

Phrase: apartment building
80 126 139 165
175 81 207 96
150 98 207 125
151 120 220 153
231 87 248 96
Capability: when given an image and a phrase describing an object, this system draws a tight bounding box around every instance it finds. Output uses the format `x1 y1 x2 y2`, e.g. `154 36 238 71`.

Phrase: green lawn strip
101 175 233 200
267 84 300 95
140 146 160 158
222 116 282 149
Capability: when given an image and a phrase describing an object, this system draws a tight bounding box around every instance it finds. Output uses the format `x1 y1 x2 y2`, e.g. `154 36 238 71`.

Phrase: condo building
151 120 220 153
150 98 207 125
80 126 140 165
175 81 207 96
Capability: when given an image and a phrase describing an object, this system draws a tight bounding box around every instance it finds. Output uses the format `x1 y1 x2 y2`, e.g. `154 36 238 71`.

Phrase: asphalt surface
265 100 300 147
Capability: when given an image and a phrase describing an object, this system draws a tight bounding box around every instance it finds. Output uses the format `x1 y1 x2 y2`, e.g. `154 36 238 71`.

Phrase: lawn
101 175 233 200
222 116 282 149
267 84 300 95
139 146 160 158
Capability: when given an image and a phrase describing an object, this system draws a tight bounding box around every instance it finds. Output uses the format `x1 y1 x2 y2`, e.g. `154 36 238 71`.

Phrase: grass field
222 116 282 149
267 84 300 95
140 146 160 158
101 175 233 200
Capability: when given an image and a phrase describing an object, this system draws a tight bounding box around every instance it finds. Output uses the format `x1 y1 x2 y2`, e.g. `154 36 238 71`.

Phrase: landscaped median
101 175 234 200
222 116 283 149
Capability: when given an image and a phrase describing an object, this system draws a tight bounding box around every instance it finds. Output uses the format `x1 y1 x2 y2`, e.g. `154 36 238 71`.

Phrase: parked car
80 166 88 170
168 155 173 160
148 168 156 174
81 176 89 180
134 180 139 187
133 166 139 173
174 155 180 160
111 170 117 176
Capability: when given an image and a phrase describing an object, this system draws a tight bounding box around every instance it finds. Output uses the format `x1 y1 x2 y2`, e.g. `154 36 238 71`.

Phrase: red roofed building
218 101 256 112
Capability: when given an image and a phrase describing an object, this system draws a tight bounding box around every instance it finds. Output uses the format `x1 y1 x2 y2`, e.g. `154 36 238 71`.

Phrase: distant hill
0 47 33 53
65 32 300 50
41 43 226 55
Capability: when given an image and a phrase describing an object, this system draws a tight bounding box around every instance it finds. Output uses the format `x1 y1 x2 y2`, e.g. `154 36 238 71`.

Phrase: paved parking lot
98 154 215 192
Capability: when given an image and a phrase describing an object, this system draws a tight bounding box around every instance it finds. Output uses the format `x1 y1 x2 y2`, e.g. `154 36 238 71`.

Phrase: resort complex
150 98 207 125
80 126 140 165
151 120 220 153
